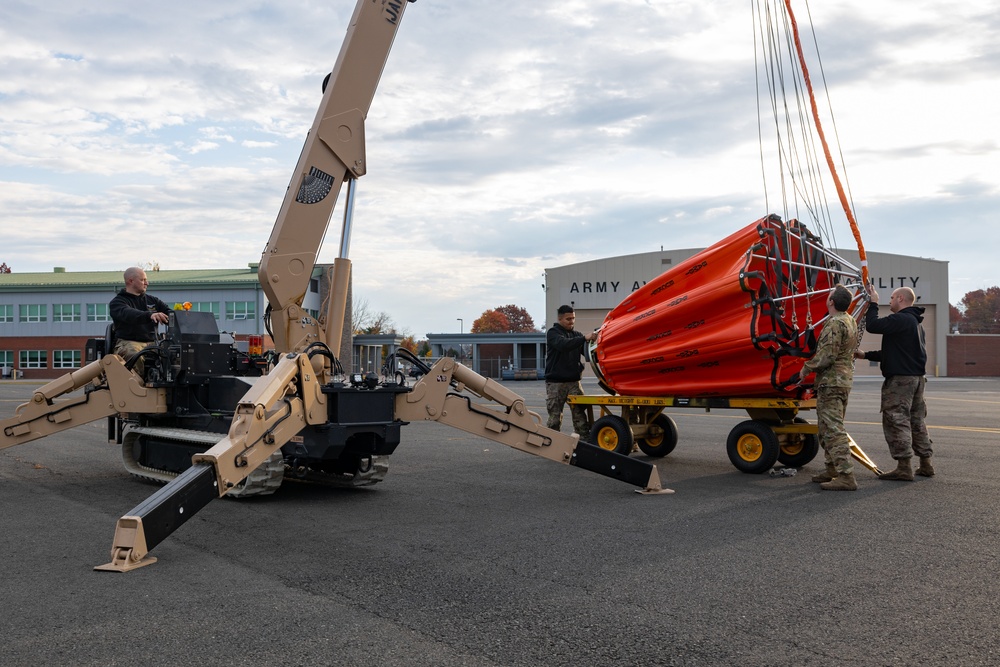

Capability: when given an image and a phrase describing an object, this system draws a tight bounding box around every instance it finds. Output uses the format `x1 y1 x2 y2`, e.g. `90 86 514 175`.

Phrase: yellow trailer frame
567 394 822 474
566 394 882 475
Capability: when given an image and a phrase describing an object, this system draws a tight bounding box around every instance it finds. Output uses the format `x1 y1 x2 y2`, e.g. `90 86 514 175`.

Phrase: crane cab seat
105 324 118 357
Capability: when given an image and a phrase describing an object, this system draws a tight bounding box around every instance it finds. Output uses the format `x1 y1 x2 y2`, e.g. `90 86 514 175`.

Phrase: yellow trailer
567 394 820 474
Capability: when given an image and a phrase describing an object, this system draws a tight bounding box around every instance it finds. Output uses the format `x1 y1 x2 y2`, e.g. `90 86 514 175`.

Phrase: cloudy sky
2 0 996 336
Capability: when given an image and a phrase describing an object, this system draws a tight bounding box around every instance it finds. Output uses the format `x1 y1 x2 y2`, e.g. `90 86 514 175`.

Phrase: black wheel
636 414 678 457
726 420 780 474
589 415 634 455
777 417 819 467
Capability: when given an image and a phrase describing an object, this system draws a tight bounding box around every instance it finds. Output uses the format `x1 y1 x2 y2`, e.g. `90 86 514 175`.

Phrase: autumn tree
0 262 11 273
955 287 1000 334
471 310 510 333
495 304 536 332
471 305 536 333
949 304 963 333
399 334 418 353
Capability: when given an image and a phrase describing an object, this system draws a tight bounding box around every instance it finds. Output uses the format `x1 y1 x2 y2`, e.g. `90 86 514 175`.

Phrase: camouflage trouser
545 381 589 438
881 375 932 460
816 386 852 475
113 339 150 377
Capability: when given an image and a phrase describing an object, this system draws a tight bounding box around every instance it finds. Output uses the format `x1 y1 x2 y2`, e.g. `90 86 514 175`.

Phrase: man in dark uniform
855 285 933 480
109 267 171 375
544 305 596 439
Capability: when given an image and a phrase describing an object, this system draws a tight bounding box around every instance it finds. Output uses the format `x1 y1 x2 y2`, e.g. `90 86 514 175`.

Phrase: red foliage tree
471 310 511 333
495 304 536 332
956 287 1000 333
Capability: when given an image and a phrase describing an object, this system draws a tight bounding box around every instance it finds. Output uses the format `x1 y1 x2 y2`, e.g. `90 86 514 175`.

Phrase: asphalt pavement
1 376 999 666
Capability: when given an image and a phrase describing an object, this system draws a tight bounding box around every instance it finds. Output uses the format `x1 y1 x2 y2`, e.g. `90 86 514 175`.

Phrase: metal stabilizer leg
848 435 884 476
95 463 219 572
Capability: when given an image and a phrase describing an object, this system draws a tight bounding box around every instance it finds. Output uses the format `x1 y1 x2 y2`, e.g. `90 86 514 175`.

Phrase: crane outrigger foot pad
94 517 158 572
637 487 676 495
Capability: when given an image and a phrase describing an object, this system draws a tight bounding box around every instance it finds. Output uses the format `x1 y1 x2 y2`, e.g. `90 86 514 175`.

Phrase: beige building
545 248 949 378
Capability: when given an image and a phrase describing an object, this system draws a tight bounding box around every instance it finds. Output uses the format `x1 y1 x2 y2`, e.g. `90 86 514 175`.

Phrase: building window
190 301 220 319
0 305 13 323
226 301 256 320
19 350 48 368
53 350 82 369
0 350 12 368
307 309 319 318
87 303 112 322
53 304 82 322
19 304 47 323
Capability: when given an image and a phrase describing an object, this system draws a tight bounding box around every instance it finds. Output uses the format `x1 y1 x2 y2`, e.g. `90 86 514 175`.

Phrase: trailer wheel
726 420 780 474
637 414 678 457
777 417 819 467
589 415 633 455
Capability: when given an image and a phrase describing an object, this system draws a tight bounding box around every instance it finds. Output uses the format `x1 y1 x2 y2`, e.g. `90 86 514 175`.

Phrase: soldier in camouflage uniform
796 285 859 491
855 285 933 481
544 305 596 439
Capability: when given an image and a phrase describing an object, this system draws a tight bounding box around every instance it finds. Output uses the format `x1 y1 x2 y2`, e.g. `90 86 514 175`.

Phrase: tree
495 304 536 332
949 304 963 333
471 304 536 333
352 296 401 335
471 310 510 333
352 297 375 334
400 335 417 353
0 262 10 273
955 287 1000 334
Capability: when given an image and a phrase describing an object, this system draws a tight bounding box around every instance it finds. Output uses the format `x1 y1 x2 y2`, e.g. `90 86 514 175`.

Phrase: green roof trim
0 267 263 292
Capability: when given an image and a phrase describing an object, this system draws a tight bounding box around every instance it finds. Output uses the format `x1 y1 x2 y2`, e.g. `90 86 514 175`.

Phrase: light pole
457 318 463 334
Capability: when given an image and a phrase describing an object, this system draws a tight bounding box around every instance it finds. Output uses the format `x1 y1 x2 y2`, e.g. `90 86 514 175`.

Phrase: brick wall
947 335 1000 377
0 335 92 380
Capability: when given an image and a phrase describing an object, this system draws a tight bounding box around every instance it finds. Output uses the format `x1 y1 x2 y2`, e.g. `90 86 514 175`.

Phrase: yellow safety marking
567 395 815 409
568 396 675 406
851 391 1000 407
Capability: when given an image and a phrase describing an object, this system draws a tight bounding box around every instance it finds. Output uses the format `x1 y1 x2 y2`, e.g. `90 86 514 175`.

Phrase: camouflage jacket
802 312 858 388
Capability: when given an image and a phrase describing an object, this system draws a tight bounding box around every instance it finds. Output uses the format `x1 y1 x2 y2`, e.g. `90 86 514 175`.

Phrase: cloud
0 0 997 336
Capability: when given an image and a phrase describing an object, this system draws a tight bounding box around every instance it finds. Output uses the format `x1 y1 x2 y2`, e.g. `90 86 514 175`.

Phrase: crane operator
109 266 171 376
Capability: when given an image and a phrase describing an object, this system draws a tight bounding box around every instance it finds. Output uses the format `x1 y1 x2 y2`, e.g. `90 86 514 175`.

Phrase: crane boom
259 0 415 357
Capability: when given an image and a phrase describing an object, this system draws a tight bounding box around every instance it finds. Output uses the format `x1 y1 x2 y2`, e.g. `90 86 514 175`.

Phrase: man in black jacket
855 285 933 480
545 305 596 438
109 267 171 375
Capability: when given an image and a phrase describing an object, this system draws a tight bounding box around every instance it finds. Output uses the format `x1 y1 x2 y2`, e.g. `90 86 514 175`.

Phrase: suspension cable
779 0 869 287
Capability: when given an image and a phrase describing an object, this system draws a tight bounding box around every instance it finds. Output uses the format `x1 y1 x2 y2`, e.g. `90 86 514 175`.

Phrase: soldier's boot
879 457 914 481
820 471 857 491
915 457 935 477
811 463 837 483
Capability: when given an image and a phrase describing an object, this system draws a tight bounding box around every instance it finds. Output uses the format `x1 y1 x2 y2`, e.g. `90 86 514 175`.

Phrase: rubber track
120 425 389 495
121 426 284 497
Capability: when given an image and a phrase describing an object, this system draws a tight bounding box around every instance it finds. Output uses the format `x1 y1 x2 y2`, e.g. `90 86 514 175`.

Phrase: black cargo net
739 215 866 390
